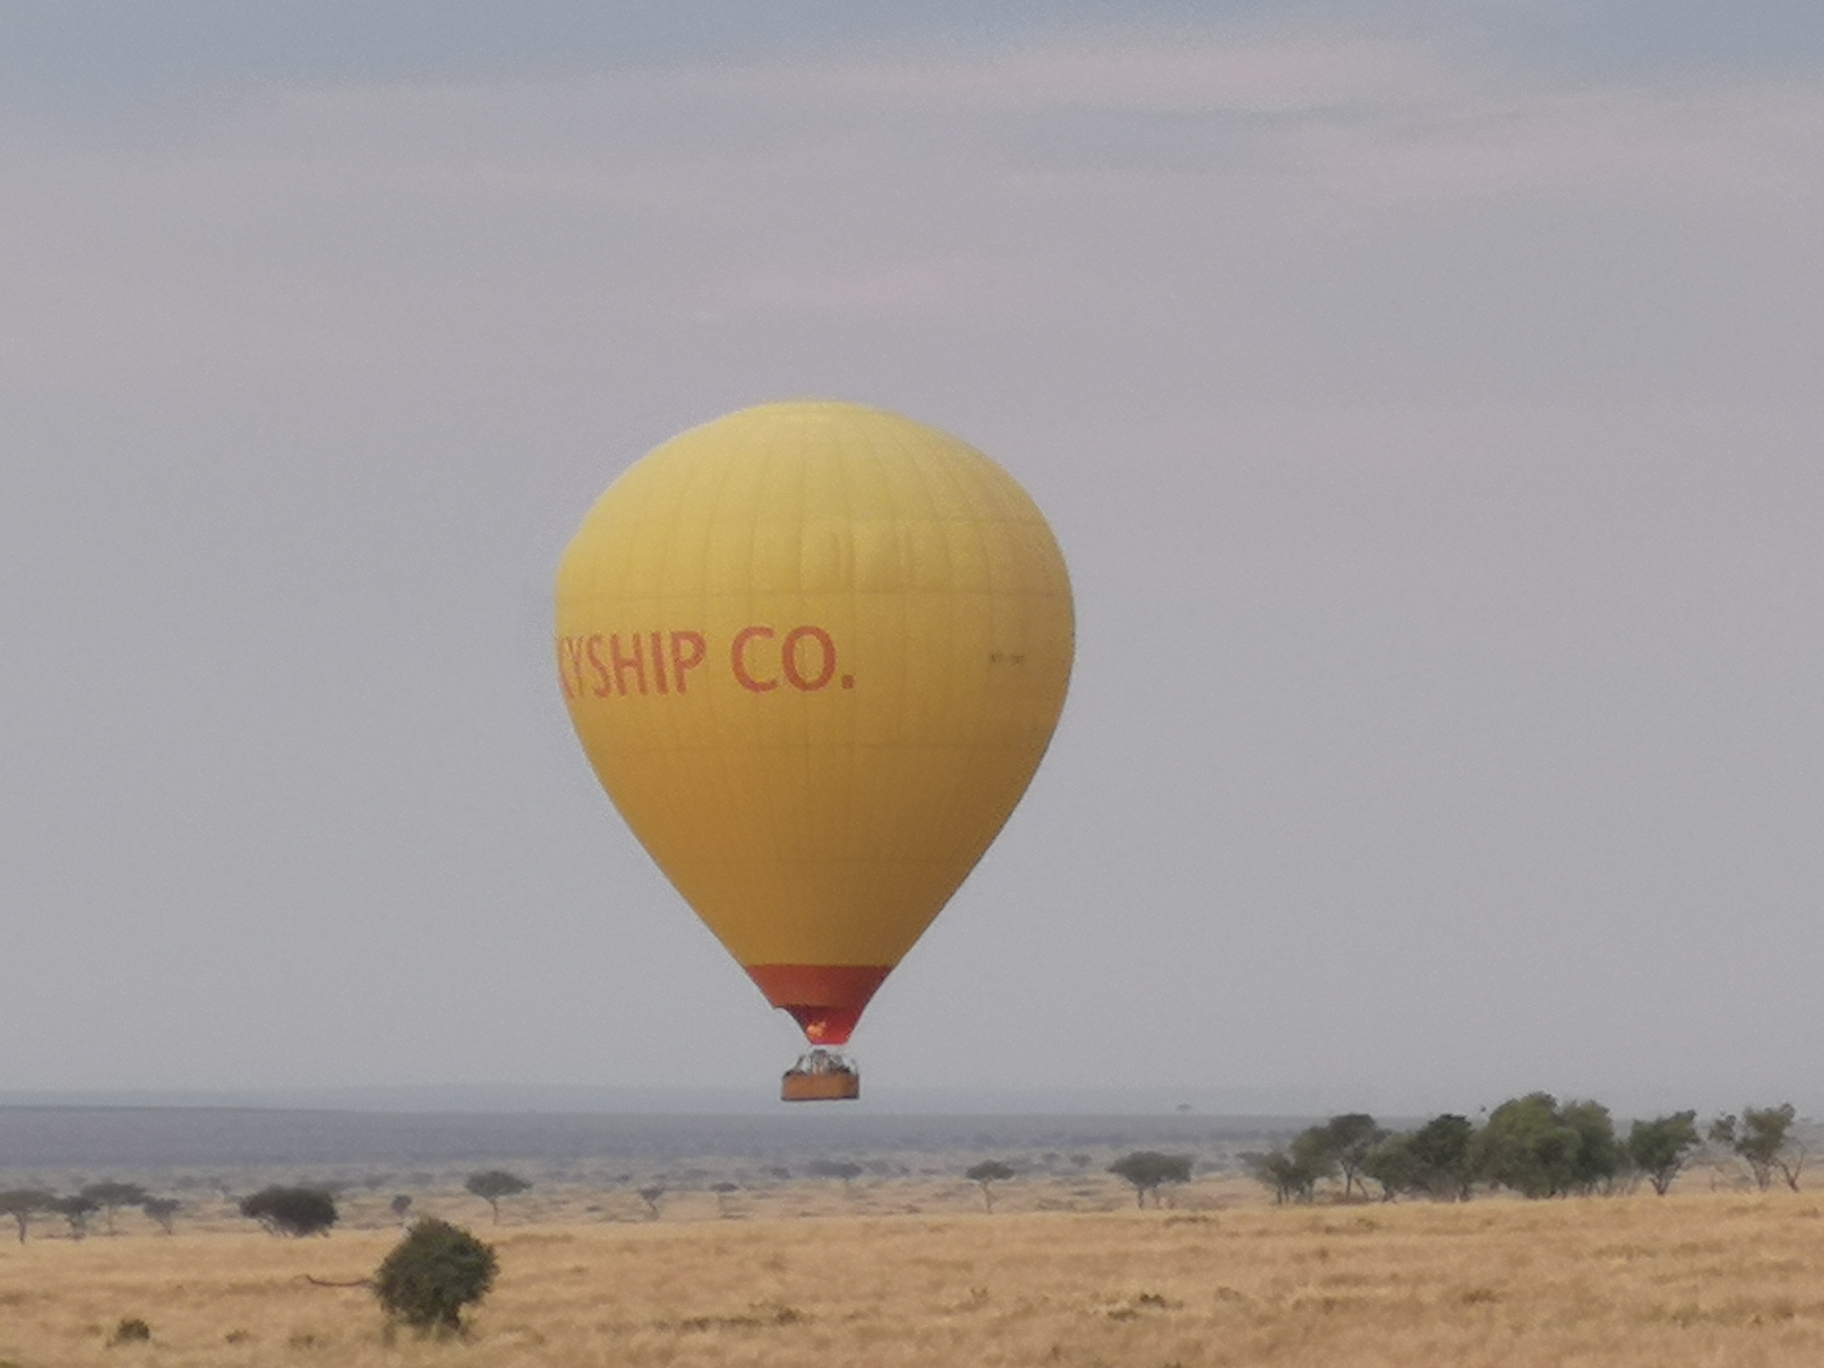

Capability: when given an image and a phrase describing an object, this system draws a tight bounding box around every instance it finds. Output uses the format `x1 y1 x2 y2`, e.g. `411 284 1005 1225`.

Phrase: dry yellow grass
5 1189 1824 1366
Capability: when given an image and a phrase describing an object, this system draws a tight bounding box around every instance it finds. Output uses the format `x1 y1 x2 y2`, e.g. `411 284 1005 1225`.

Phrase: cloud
640 33 1824 208
783 34 1471 116
1281 77 1824 210
5 24 1821 406
700 254 1023 321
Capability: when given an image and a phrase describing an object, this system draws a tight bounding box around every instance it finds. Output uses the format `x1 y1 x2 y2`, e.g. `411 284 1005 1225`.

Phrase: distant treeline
0 1170 543 1243
0 1181 178 1243
1242 1096 1807 1203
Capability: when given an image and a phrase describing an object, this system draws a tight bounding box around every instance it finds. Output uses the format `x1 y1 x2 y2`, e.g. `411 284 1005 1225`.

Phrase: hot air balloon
555 401 1073 1100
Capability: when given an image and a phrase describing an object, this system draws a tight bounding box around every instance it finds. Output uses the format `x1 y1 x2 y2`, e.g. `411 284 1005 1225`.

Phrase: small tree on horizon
1710 1105 1805 1192
390 1194 414 1226
965 1161 1016 1214
1107 1152 1192 1208
1473 1094 1568 1198
464 1171 532 1225
239 1186 338 1237
1244 1148 1305 1204
1321 1114 1389 1199
1471 1094 1621 1198
1374 1114 1478 1201
1625 1112 1701 1196
1245 1136 1333 1205
1361 1133 1421 1201
49 1193 100 1240
1561 1100 1625 1194
141 1197 181 1235
0 1189 53 1244
80 1181 150 1236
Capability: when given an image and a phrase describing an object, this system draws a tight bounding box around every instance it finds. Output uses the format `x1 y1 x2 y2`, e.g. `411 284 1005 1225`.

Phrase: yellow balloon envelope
555 401 1073 1049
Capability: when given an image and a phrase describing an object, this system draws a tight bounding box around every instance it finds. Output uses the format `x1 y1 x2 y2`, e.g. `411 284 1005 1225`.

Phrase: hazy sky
5 2 1822 1114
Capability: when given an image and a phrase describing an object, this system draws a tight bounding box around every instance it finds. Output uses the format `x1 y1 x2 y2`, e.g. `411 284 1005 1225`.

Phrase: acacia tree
1361 1134 1421 1201
965 1161 1016 1213
1245 1124 1341 1204
1472 1094 1571 1197
1626 1112 1701 1196
1710 1105 1805 1192
1472 1094 1619 1198
1107 1152 1192 1208
1747 1105 1805 1192
1322 1114 1389 1199
50 1193 100 1239
1245 1147 1318 1204
464 1171 532 1225
1558 1100 1624 1194
239 1186 338 1236
1361 1117 1478 1203
1245 1116 1385 1204
141 1197 181 1235
80 1181 149 1236
0 1189 53 1244
1403 1114 1478 1200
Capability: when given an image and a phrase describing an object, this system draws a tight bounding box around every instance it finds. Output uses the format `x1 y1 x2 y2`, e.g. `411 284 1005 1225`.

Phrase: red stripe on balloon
745 964 892 1045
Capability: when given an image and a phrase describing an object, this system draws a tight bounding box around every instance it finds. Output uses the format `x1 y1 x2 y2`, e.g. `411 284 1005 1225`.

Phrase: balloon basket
782 1048 860 1102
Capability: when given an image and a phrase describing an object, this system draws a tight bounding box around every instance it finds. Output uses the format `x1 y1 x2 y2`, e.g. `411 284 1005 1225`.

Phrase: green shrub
373 1218 498 1332
108 1318 151 1345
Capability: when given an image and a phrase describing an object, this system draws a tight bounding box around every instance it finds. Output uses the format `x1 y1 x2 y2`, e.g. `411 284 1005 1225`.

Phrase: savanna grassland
5 1187 1824 1367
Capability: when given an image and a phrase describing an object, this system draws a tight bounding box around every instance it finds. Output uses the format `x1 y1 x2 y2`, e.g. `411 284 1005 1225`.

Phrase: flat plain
5 1185 1824 1367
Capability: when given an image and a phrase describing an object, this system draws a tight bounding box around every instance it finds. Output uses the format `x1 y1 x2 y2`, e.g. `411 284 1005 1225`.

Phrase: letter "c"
732 626 778 692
